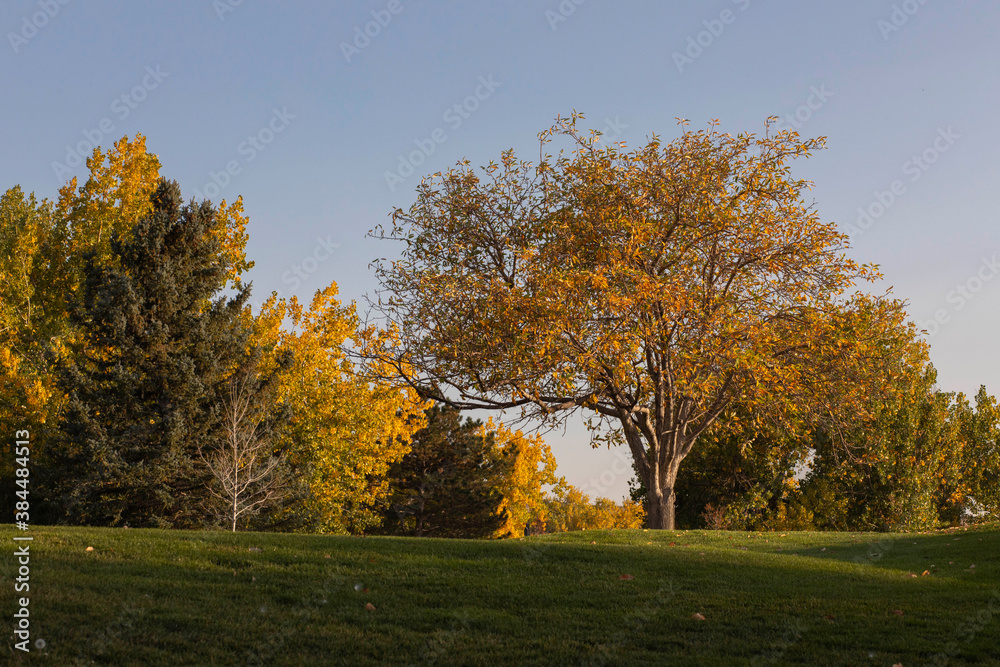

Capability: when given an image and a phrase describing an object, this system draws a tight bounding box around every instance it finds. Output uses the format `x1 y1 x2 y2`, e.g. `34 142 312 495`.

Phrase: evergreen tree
49 179 252 527
379 405 510 538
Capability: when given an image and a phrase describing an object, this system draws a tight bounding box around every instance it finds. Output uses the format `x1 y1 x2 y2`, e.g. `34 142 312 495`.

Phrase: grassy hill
2 524 998 666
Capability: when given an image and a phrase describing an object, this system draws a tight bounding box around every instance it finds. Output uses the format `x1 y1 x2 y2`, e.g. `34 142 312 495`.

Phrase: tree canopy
52 179 252 527
367 114 919 529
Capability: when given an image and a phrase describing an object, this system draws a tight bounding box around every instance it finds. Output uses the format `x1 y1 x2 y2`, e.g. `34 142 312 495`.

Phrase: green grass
1 524 998 665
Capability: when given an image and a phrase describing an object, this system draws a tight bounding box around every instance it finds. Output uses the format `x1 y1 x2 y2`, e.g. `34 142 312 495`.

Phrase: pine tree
51 179 252 527
380 405 510 538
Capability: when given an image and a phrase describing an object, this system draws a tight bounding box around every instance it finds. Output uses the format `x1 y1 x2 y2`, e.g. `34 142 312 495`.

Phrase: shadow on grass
1 524 997 665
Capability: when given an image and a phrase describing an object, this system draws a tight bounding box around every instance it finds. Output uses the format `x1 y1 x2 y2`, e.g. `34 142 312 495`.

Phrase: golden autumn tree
2 135 259 523
538 484 645 533
4 138 163 520
0 189 59 428
255 283 427 534
367 114 916 529
57 135 162 270
0 189 65 519
57 134 252 289
484 419 563 538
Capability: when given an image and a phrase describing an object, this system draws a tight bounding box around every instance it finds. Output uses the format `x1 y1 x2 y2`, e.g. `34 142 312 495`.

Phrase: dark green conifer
52 179 251 527
380 404 511 538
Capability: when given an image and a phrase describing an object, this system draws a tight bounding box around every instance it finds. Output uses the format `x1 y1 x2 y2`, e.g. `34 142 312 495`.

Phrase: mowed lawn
1 524 998 666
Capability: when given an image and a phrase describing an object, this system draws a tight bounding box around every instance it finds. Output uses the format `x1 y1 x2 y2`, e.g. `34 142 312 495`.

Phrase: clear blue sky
3 0 999 501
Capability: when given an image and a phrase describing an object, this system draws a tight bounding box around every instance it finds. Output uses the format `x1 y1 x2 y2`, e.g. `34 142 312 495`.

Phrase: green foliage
675 362 1000 532
799 366 998 532
47 179 252 527
673 406 807 530
377 405 512 538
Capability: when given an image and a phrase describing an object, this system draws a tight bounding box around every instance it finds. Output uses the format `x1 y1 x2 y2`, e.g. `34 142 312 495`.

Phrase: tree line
3 120 998 535
0 136 640 536
363 113 1000 530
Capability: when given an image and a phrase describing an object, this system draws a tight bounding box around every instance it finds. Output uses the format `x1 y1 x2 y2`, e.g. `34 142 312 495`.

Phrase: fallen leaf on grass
590 541 596 545
324 554 331 559
248 547 262 553
668 542 676 546
365 603 376 612
619 574 635 580
823 615 836 623
692 613 706 621
907 573 918 578
893 610 904 616
922 570 930 576
85 546 94 552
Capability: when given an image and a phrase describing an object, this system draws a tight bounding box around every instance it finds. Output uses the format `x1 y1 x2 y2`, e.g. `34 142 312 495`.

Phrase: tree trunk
646 473 678 530
414 488 426 537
